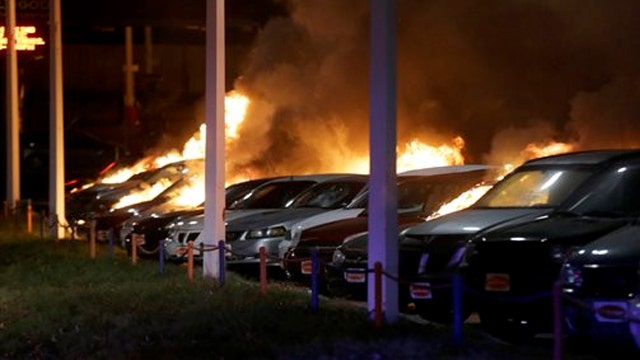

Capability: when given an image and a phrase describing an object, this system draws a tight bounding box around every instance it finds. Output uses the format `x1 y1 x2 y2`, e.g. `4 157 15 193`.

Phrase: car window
474 168 593 208
566 164 640 216
288 180 366 209
227 181 316 209
347 171 488 214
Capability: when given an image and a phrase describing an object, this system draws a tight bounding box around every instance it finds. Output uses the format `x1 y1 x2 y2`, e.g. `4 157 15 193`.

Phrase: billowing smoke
220 0 640 176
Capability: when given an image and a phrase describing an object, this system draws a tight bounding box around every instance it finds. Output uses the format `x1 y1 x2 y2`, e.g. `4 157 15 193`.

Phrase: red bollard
187 241 194 282
374 262 383 330
89 221 97 260
26 200 32 233
260 247 268 294
131 235 138 265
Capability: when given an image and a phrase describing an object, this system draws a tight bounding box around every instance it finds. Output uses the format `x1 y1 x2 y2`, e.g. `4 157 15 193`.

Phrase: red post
89 220 96 259
374 262 383 330
26 200 32 233
187 240 194 282
260 246 268 294
131 236 138 265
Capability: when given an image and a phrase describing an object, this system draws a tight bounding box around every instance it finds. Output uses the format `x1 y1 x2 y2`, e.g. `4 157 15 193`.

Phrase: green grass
0 217 565 359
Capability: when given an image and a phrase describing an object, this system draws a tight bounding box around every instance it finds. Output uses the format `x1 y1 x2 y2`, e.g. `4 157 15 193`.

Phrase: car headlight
332 248 346 265
559 263 583 288
246 226 287 240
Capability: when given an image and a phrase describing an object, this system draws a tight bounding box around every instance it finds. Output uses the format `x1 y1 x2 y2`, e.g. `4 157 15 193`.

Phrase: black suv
459 149 640 340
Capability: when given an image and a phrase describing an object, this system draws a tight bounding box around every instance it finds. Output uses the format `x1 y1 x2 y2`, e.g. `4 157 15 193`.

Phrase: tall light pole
203 0 225 279
368 0 399 323
49 0 66 240
5 0 20 214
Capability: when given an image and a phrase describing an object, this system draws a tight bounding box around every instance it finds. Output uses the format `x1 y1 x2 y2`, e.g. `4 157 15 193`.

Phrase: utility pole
5 0 20 215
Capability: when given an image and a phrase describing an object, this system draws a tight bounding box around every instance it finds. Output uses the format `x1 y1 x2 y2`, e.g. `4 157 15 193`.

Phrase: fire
427 184 494 220
99 92 251 185
426 140 575 218
111 177 175 210
343 137 466 174
168 177 206 208
225 90 250 141
397 137 465 172
90 85 579 221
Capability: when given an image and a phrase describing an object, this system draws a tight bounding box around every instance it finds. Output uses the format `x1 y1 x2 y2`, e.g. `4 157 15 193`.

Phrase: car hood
300 214 425 247
475 213 631 247
226 208 331 231
291 208 366 235
564 223 640 266
224 208 283 222
404 208 550 237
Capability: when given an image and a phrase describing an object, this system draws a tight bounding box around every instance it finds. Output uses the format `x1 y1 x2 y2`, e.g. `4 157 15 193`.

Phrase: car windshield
564 164 640 216
474 167 593 208
286 180 366 209
227 180 316 209
346 173 487 213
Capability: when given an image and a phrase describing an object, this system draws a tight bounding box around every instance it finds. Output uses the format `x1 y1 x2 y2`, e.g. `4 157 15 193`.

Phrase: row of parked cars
65 149 640 350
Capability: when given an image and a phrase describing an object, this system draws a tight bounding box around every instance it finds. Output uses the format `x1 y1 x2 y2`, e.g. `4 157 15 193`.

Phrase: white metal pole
5 0 20 213
203 0 225 279
368 0 399 323
49 0 66 240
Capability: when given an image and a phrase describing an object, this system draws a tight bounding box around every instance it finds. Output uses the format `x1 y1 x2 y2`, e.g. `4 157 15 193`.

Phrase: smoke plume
222 0 640 175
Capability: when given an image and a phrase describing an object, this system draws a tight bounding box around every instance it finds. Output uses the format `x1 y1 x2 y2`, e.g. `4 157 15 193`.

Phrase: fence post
310 248 319 313
131 235 138 265
108 228 115 258
187 240 194 282
553 280 563 360
3 200 7 218
218 240 225 287
26 199 32 233
452 273 463 347
260 246 268 295
40 211 45 239
89 220 97 259
374 262 383 330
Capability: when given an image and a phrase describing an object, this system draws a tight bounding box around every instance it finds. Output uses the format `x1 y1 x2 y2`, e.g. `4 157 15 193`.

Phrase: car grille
578 265 637 299
467 241 558 295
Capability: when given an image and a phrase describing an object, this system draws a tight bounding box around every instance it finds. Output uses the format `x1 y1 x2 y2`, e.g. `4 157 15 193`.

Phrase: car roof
521 149 640 167
397 164 497 177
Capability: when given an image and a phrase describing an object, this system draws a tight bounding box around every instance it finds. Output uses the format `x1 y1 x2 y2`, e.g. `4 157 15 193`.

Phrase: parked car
399 149 640 329
279 165 495 261
67 158 204 239
560 221 640 350
163 174 360 263
223 174 368 273
283 165 495 293
458 149 640 340
119 177 276 254
120 177 275 257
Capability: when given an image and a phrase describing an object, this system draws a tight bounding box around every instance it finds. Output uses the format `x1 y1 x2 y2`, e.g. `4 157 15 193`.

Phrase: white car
163 173 365 262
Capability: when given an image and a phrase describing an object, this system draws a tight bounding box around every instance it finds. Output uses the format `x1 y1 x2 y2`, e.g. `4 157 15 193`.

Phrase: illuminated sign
0 26 45 50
